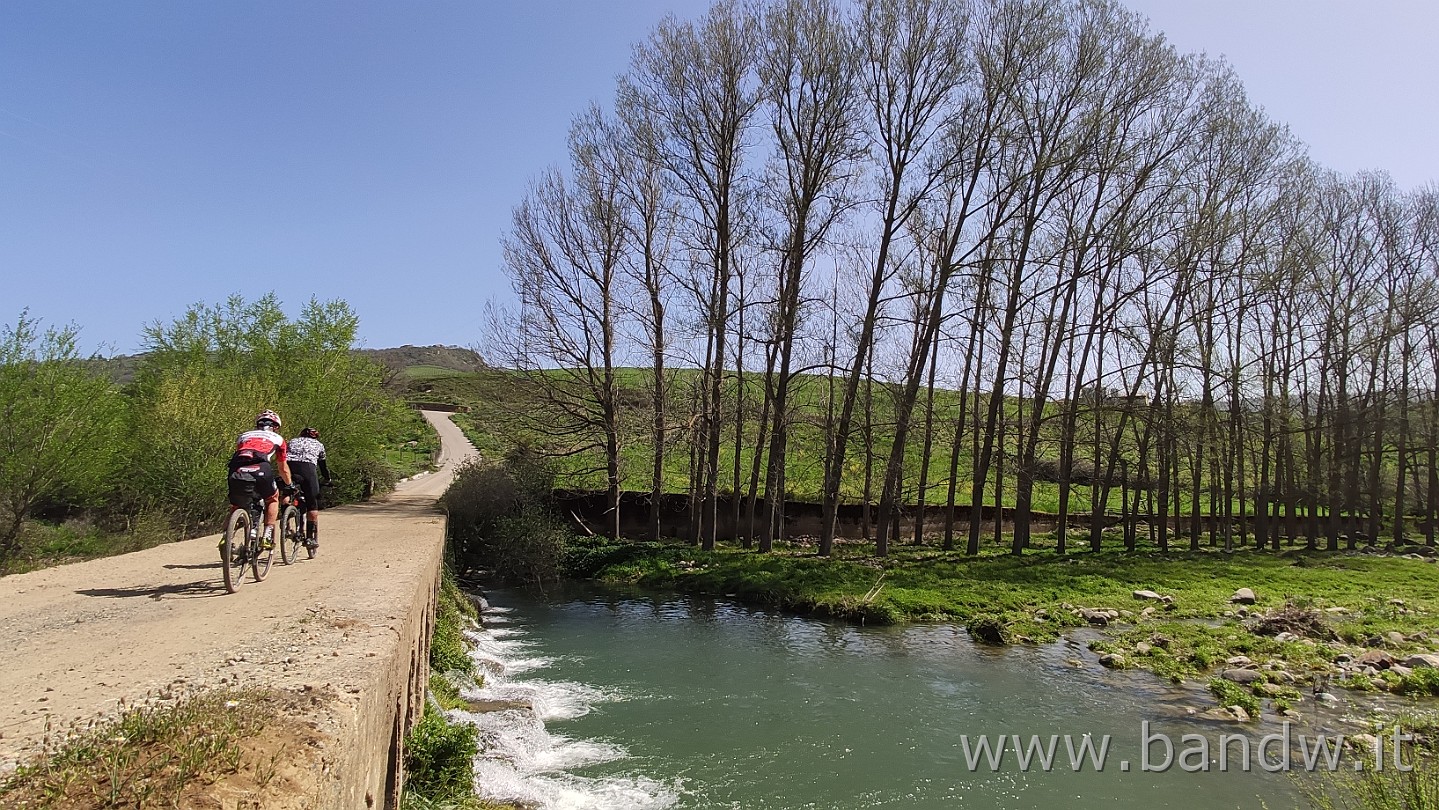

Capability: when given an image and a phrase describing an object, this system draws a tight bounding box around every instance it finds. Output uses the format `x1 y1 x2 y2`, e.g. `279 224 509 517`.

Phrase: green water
467 589 1356 809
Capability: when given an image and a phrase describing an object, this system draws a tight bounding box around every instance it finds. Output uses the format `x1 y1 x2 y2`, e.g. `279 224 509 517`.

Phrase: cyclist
286 426 331 550
226 409 293 549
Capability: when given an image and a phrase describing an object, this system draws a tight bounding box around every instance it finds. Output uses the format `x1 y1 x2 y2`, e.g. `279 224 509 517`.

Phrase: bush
127 294 402 533
442 450 572 585
0 312 125 562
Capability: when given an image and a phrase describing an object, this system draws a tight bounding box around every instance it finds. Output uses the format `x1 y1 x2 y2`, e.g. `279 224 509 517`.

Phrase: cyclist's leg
252 461 280 545
291 462 321 542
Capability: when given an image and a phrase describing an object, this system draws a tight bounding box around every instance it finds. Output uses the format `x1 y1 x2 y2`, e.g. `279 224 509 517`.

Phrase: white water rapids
450 604 680 809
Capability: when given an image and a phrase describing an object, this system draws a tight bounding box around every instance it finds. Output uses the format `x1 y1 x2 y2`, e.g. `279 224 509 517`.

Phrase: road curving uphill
0 410 477 807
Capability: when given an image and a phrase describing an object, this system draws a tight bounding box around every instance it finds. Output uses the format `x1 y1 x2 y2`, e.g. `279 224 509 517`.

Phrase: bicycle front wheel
280 506 303 565
222 509 250 594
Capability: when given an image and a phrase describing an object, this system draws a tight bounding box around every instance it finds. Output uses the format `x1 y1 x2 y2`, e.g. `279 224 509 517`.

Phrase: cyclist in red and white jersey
227 409 293 548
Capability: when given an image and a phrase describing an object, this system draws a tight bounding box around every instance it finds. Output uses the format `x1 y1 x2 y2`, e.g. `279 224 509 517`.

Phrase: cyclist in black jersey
286 427 331 549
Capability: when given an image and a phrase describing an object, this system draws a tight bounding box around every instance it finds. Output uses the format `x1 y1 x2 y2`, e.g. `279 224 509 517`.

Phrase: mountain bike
221 493 275 593
280 480 334 564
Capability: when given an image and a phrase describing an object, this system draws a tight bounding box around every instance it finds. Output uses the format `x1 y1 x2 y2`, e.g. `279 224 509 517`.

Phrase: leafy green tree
127 294 403 531
0 312 124 559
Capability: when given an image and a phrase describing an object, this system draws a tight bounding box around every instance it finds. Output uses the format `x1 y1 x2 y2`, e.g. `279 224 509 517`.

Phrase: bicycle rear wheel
222 508 249 594
252 509 275 581
280 506 303 565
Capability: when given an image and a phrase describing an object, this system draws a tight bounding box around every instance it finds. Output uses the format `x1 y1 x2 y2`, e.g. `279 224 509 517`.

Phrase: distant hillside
358 345 488 377
84 345 486 386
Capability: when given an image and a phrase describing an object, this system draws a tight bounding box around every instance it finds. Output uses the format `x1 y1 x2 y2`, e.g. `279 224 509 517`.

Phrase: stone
1226 655 1253 667
1221 669 1265 684
1390 665 1414 678
1230 588 1257 605
1135 642 1153 655
1256 682 1291 698
1324 606 1350 615
1099 653 1127 669
1197 706 1251 722
1140 607 1157 619
1356 650 1396 669
1274 632 1300 643
1133 590 1172 603
1385 631 1407 647
1079 609 1110 627
1404 654 1439 669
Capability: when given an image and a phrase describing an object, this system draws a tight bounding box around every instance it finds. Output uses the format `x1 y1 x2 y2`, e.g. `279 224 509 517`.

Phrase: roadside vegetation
402 569 519 810
0 688 289 808
0 296 437 576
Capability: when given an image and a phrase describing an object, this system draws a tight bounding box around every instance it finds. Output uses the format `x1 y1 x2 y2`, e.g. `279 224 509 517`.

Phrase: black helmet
300 427 320 439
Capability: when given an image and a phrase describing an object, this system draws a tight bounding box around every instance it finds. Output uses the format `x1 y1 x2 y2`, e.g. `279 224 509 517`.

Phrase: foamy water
452 607 680 810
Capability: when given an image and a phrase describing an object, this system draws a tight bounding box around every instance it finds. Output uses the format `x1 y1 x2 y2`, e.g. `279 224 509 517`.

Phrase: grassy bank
574 536 1439 698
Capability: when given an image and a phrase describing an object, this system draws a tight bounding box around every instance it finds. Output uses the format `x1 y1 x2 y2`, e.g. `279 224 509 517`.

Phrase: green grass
411 366 1317 525
383 407 441 479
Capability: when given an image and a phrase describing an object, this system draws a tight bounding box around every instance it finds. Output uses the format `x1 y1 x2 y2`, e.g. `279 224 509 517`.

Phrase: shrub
442 450 571 585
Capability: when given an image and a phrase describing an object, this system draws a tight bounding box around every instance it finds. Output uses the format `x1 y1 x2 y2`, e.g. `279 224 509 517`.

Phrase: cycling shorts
228 460 279 508
289 461 322 511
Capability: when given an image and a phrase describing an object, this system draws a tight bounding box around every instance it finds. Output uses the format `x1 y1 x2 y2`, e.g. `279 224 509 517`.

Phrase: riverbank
452 585 1439 810
572 537 1439 711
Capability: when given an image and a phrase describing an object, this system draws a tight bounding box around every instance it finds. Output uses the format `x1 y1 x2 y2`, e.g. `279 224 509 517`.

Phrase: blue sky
3 0 1435 356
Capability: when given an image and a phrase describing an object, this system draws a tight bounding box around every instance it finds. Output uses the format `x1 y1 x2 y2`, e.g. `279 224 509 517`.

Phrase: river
452 588 1381 810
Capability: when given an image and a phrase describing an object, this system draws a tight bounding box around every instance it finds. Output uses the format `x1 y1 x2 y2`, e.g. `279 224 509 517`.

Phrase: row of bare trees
491 0 1439 556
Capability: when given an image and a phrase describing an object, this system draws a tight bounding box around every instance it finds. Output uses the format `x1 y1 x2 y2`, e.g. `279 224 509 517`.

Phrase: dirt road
0 410 476 775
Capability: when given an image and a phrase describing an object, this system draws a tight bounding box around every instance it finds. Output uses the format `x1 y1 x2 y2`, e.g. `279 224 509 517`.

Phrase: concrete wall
295 508 445 810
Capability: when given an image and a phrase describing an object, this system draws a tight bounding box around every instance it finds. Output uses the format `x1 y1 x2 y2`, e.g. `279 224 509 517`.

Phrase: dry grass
0 688 315 809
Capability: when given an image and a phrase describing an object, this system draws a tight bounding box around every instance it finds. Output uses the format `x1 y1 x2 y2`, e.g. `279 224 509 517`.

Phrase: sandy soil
0 410 477 776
